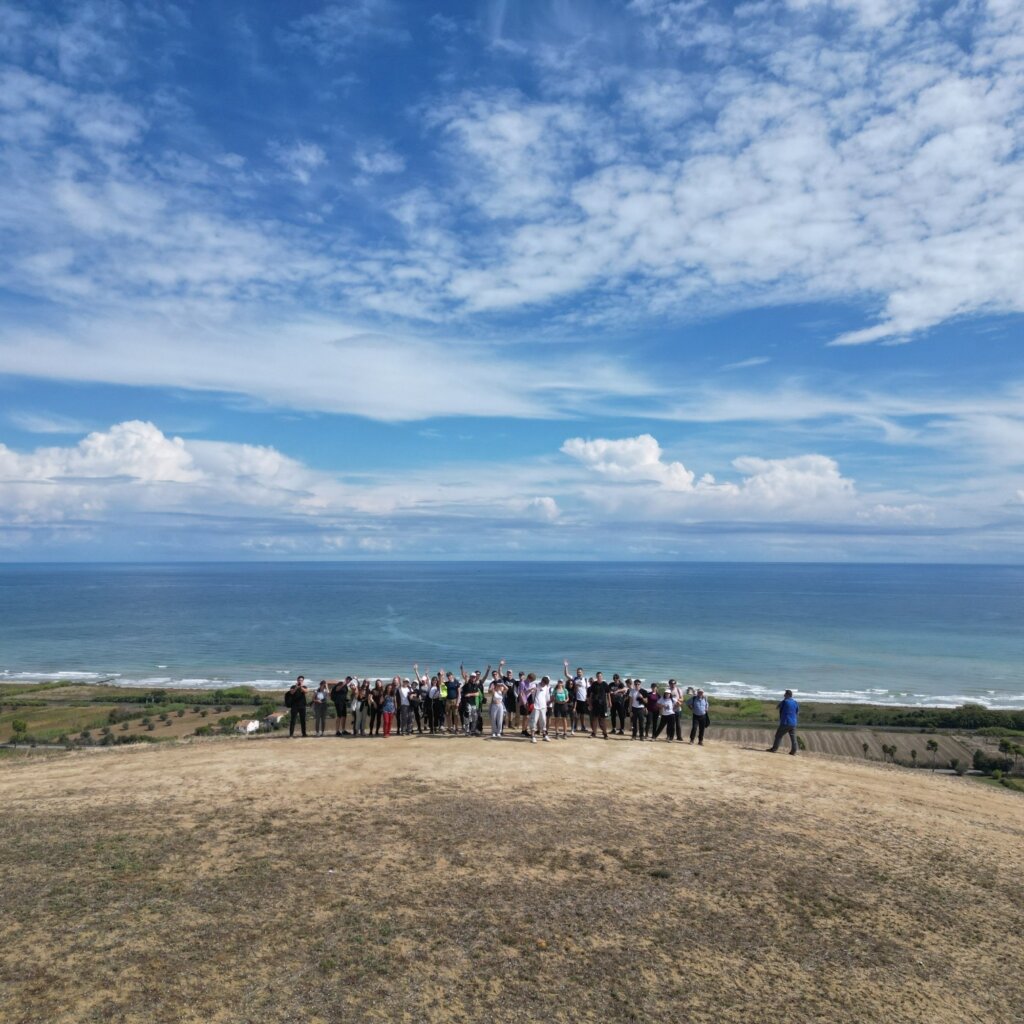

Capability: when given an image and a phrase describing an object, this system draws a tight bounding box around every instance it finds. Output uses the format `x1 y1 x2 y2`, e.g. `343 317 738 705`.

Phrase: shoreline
2 672 1023 711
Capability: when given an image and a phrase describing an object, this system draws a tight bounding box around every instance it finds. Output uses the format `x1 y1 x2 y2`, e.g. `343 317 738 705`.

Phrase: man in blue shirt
767 690 799 755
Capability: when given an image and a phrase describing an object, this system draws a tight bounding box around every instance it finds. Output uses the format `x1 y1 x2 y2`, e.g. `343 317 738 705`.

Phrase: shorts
574 700 588 715
553 704 569 718
519 703 531 717
591 703 608 718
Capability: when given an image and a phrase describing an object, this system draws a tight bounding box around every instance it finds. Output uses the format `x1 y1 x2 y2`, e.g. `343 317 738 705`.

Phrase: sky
0 0 1022 561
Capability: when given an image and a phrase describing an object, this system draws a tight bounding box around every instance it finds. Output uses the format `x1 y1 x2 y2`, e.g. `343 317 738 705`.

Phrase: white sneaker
531 736 537 744
542 735 550 742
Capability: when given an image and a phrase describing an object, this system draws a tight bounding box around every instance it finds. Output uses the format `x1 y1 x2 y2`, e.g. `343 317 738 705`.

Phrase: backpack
284 688 293 708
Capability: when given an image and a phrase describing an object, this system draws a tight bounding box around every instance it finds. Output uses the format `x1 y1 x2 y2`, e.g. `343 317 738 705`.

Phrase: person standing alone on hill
767 690 799 755
286 676 309 738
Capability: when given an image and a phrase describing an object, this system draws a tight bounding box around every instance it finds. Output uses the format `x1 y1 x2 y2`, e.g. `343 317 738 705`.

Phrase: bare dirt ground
1 734 1022 1024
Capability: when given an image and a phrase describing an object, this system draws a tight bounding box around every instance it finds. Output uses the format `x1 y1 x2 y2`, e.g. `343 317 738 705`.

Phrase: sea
0 562 1021 709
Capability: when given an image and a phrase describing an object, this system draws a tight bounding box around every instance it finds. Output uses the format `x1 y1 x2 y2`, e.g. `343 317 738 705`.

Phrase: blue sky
0 0 1022 560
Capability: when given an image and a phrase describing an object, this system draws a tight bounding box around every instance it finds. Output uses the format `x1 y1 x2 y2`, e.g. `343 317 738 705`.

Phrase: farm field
0 701 262 743
714 726 981 765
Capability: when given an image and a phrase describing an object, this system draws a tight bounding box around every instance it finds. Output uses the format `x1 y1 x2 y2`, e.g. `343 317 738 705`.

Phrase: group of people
283 660 718 745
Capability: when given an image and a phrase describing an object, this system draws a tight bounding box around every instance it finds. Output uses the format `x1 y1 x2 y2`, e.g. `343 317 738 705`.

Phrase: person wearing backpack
285 676 309 737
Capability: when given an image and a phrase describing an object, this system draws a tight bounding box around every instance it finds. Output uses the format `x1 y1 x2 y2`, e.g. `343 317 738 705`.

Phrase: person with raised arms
487 663 508 739
459 665 483 736
444 671 460 734
517 672 533 738
501 664 517 731
427 673 443 734
410 674 427 735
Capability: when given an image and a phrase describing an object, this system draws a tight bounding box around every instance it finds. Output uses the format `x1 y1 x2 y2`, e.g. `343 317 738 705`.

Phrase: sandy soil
1 734 1022 1023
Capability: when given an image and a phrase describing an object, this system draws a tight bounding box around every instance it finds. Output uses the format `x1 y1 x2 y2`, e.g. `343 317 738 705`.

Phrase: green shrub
972 749 1013 776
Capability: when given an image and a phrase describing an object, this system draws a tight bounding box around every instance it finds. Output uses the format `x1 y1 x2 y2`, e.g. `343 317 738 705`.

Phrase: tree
862 741 870 759
10 718 28 746
910 748 917 767
926 739 939 771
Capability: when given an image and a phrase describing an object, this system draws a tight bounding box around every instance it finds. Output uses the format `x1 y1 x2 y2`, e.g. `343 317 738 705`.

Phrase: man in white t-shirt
564 660 588 734
529 676 551 743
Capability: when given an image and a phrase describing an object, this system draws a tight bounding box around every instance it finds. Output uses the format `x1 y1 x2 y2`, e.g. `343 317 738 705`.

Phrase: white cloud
279 1 409 61
8 411 92 435
562 433 859 514
269 140 327 184
417 1 1024 341
524 495 560 521
721 357 770 371
561 434 696 491
0 314 655 422
0 421 1017 559
354 144 405 175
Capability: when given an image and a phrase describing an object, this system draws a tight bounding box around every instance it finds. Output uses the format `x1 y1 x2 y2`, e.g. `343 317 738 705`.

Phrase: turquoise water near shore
0 562 1021 708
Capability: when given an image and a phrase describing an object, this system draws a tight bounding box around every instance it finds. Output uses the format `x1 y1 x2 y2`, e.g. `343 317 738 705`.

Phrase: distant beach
1 562 1022 709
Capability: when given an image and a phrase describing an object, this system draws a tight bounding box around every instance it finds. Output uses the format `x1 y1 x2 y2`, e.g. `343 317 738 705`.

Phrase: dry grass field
1 735 1022 1024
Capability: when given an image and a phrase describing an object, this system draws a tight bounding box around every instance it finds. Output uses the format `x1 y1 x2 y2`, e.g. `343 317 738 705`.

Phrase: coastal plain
2 735 1022 1023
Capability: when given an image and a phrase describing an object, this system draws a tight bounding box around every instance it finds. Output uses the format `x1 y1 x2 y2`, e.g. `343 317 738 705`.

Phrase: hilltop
1 735 1022 1023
